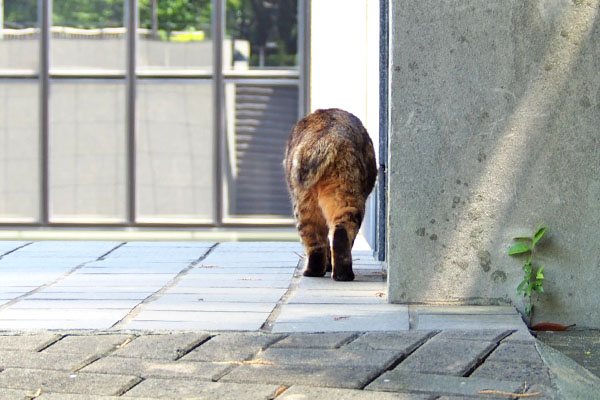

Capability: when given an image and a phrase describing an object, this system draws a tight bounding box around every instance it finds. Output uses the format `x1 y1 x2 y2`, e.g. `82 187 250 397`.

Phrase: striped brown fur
284 109 377 281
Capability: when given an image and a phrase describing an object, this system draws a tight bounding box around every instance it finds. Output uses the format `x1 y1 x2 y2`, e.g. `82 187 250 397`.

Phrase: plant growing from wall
508 225 547 318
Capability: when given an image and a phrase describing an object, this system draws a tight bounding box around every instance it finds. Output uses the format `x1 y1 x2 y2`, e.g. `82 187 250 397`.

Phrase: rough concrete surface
387 0 600 328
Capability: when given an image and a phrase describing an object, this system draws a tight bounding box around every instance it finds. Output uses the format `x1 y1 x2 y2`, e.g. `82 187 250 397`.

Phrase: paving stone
9 299 141 310
288 289 387 304
201 253 300 264
121 378 281 399
181 273 293 282
82 356 229 380
83 259 191 269
436 396 510 400
215 241 302 251
124 311 269 331
0 319 120 330
395 337 496 376
365 371 522 397
104 247 209 261
0 287 36 297
503 329 537 344
297 278 385 291
277 386 432 400
144 298 275 313
0 255 95 266
197 260 300 268
175 275 291 289
57 274 173 287
162 287 287 302
37 394 122 400
272 333 357 349
471 360 552 386
416 313 527 331
345 331 434 351
0 350 93 371
272 304 409 332
0 388 30 400
487 343 544 364
434 330 512 342
414 306 519 315
78 265 186 274
257 347 402 369
111 333 211 360
221 363 382 389
122 241 215 248
0 309 131 330
1 272 69 287
0 333 61 351
44 334 134 356
0 241 29 254
182 333 283 362
188 266 296 274
27 290 151 301
8 241 121 258
523 383 559 400
535 330 600 377
0 368 141 396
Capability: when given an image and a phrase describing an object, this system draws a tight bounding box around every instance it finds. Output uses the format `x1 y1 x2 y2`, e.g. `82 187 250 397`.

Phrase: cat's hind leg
317 185 365 281
294 192 331 277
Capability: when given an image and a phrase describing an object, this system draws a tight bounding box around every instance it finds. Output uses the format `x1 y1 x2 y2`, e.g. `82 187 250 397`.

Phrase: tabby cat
284 108 377 281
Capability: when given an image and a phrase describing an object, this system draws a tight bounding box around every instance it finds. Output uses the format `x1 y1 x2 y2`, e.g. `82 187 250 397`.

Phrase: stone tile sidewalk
0 240 598 398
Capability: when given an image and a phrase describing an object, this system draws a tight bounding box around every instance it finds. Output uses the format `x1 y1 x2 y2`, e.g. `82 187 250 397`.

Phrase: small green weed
508 225 547 317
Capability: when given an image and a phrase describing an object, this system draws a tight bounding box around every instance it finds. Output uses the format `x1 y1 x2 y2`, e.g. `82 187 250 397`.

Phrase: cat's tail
287 139 339 190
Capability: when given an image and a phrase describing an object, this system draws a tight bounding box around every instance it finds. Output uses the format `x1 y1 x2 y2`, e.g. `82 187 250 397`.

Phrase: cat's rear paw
303 247 328 277
332 268 355 281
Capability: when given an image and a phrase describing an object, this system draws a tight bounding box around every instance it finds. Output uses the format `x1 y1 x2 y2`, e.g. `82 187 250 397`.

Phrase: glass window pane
225 0 298 71
51 0 126 72
49 81 126 222
0 0 38 71
224 83 297 217
0 80 39 221
136 80 213 222
138 0 212 72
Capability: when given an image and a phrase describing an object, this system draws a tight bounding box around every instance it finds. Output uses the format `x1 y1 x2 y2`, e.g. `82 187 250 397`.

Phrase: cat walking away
284 108 377 281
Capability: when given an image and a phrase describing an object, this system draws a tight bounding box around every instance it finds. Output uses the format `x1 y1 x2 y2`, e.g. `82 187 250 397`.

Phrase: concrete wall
387 0 600 327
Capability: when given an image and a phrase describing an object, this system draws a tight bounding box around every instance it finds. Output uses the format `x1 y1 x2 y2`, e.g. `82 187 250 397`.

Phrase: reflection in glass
0 81 39 221
51 0 125 72
225 0 297 70
0 0 38 71
49 81 126 222
224 83 297 217
136 81 213 221
138 0 212 72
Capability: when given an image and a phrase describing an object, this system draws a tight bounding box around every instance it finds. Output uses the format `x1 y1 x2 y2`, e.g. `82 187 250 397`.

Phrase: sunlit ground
0 228 374 251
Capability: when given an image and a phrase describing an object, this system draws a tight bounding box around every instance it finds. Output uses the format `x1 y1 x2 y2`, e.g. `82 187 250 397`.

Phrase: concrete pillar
387 0 600 327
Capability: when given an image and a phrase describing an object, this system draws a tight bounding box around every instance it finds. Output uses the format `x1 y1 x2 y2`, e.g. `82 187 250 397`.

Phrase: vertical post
377 0 389 261
213 0 224 226
151 0 158 39
126 0 137 225
0 0 4 39
39 0 50 225
298 0 310 116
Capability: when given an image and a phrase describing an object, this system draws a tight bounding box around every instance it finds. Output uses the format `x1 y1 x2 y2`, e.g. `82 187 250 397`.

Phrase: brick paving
0 330 553 399
0 240 598 398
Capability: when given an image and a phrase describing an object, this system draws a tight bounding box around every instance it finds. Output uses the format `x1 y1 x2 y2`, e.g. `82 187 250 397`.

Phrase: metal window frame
0 0 306 229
